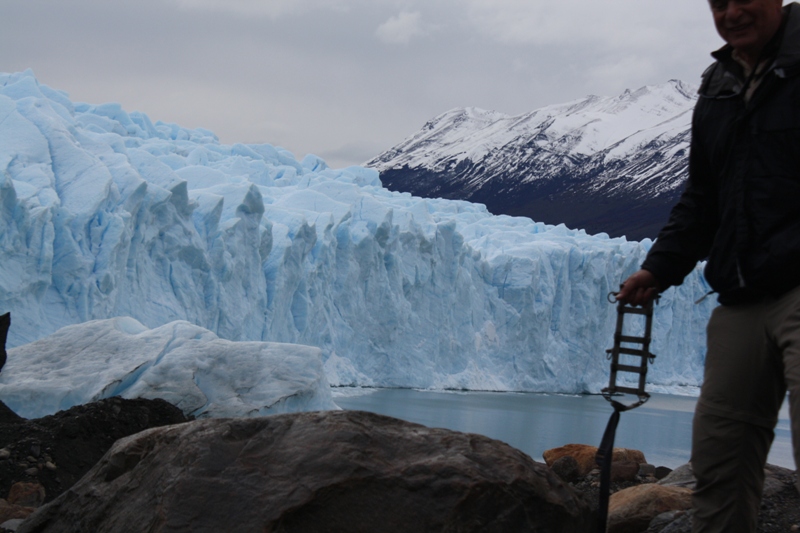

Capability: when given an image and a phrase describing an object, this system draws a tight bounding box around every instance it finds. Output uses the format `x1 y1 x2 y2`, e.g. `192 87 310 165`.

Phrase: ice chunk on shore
0 317 338 419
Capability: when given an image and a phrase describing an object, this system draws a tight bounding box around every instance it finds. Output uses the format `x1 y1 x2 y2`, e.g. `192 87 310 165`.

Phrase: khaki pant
691 284 800 533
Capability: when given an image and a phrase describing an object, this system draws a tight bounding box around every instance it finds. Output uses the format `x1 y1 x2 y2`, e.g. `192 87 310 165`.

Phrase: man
617 0 800 531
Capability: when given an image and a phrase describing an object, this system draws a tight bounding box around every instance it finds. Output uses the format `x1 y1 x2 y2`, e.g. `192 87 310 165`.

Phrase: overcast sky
2 0 725 168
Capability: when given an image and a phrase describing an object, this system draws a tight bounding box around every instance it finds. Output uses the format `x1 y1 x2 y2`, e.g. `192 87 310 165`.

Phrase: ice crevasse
0 70 716 405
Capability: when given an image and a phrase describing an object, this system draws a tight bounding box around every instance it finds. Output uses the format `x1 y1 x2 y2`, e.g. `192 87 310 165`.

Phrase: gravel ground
570 463 800 532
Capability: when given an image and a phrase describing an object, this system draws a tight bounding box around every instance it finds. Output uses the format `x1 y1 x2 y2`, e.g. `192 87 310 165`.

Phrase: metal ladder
596 295 657 533
602 297 656 409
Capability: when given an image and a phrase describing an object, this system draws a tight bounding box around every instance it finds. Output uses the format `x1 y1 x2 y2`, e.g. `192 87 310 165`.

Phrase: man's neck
733 48 761 72
733 48 761 68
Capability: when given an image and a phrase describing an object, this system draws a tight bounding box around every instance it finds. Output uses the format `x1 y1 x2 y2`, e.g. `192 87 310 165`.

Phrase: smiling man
712 0 785 63
616 1 800 532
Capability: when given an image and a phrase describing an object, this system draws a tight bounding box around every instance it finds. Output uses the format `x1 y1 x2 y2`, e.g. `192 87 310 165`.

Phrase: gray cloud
1 0 726 168
376 11 425 45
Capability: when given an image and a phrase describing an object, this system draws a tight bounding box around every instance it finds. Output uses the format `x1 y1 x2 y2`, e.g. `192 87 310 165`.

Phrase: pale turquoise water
333 389 794 470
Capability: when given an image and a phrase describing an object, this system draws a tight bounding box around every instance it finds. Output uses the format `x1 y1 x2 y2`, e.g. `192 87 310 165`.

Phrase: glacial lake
333 388 794 470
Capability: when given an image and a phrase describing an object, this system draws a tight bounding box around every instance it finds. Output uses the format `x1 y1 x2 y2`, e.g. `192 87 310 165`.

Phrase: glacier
0 70 716 414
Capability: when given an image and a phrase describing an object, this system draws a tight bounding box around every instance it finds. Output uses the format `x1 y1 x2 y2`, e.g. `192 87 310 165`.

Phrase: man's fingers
633 287 656 306
615 270 659 306
616 284 656 306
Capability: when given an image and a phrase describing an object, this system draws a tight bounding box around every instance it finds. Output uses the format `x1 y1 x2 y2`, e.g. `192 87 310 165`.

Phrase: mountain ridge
367 80 697 240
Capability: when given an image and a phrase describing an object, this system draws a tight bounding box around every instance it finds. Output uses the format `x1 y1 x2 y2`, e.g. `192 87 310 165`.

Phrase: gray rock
647 510 685 530
639 463 656 477
552 455 581 483
1 518 26 532
647 510 693 533
19 411 593 533
763 463 796 498
658 463 695 489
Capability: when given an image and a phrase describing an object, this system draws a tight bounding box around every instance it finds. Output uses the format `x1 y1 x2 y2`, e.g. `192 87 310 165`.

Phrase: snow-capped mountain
367 81 697 240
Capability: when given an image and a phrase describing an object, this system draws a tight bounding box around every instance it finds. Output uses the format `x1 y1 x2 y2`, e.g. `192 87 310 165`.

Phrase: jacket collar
700 2 800 97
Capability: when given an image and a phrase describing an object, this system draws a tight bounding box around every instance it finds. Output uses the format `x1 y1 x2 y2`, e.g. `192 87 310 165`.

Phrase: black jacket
642 3 800 305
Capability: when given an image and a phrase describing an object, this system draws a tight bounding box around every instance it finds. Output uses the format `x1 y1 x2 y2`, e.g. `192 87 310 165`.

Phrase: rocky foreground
0 398 188 530
0 398 797 532
543 444 800 533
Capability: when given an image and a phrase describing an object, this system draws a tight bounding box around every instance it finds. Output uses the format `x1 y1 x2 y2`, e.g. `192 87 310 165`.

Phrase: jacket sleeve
641 102 718 290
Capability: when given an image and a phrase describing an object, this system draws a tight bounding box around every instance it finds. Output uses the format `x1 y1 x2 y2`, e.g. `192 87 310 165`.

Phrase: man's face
709 0 784 60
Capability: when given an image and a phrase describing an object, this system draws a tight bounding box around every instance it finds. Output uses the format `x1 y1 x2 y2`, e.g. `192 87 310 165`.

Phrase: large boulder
20 411 593 533
607 484 692 533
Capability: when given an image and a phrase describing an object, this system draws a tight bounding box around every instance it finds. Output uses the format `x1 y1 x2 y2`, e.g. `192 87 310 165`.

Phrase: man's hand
616 269 660 306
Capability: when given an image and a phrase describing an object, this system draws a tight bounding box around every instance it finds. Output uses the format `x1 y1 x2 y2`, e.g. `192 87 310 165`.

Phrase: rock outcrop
543 443 646 478
20 410 593 533
0 398 187 504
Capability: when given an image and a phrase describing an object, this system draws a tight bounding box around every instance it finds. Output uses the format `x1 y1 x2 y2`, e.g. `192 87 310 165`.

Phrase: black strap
595 400 627 533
